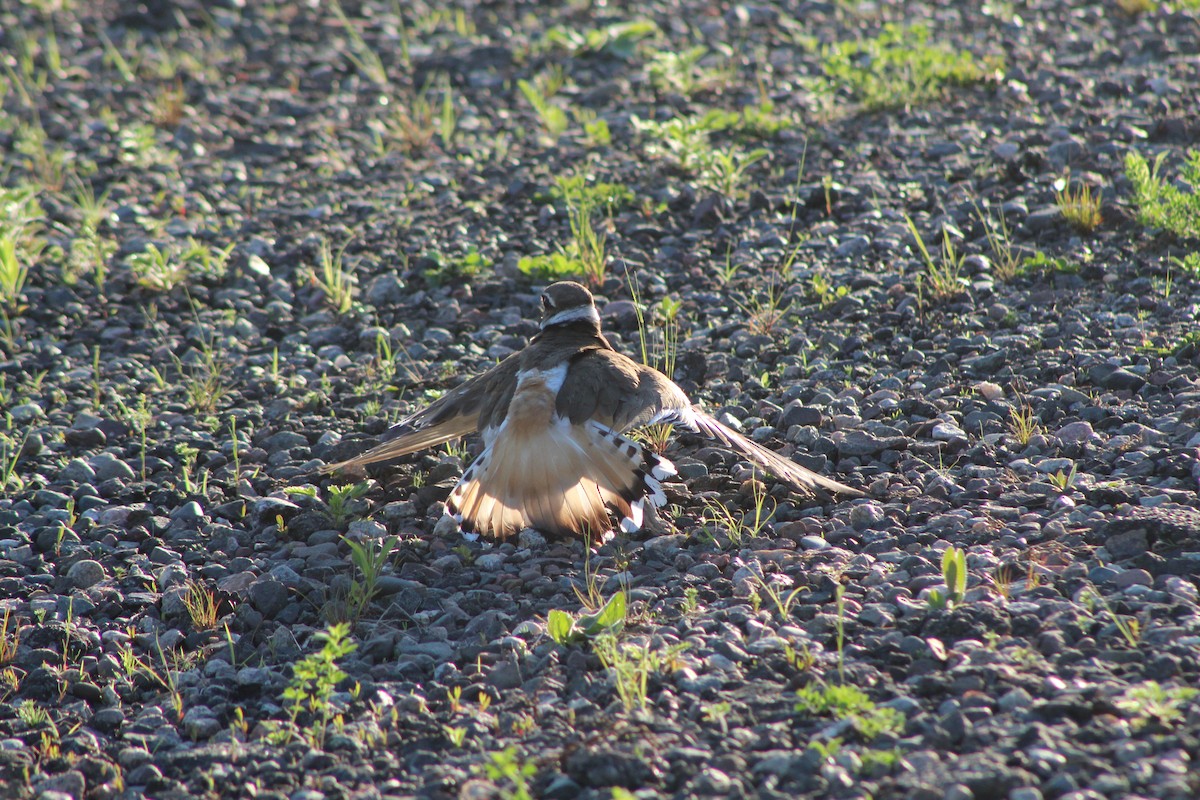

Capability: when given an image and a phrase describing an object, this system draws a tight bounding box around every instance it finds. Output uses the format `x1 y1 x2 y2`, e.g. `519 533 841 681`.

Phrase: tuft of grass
329 0 389 85
593 634 688 712
1125 149 1200 239
0 609 20 666
818 23 994 111
1054 173 1102 232
701 479 775 548
974 202 1022 281
313 238 356 314
183 581 220 630
629 277 678 453
904 214 968 302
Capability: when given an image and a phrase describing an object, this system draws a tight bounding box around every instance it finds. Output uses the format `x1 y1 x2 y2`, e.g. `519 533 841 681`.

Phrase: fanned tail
446 419 675 542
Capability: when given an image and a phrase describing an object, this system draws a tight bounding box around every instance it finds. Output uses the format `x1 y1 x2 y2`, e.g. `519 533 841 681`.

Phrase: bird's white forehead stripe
540 304 600 329
515 362 568 394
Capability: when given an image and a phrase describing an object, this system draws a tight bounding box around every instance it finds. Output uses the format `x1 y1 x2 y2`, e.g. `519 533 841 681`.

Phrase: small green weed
1125 150 1200 238
701 480 775 548
282 624 357 748
1017 250 1077 277
1054 174 1102 232
807 272 849 308
928 546 967 609
313 238 356 314
593 634 688 712
325 482 372 528
547 591 626 645
1114 682 1198 730
904 214 967 301
483 746 537 800
541 20 658 60
818 23 993 111
795 683 904 741
340 535 399 622
518 70 569 139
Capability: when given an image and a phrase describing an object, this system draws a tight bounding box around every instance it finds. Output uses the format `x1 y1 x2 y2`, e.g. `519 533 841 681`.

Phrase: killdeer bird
324 281 861 542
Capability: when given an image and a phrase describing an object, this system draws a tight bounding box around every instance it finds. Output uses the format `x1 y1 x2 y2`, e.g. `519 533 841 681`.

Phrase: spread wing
321 352 521 473
557 349 861 498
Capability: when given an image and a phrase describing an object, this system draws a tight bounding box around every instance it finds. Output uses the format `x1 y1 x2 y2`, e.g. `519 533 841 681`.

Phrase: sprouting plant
1007 398 1041 446
1113 682 1198 730
1054 173 1102 232
808 272 849 308
701 480 775 548
795 683 904 742
313 238 356 314
1047 463 1079 492
928 546 968 609
628 276 677 453
681 586 699 614
329 0 389 85
179 582 223 634
0 609 20 666
518 71 569 139
974 201 1022 281
647 46 708 95
483 746 537 800
592 634 688 712
1124 149 1200 239
324 482 372 528
547 591 626 646
282 624 358 748
1080 586 1143 647
341 535 399 621
904 214 968 302
540 19 658 60
750 572 809 620
739 271 791 335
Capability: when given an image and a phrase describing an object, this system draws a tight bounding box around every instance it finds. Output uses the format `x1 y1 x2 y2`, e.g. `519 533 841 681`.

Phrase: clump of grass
795 683 904 741
313 238 356 314
818 23 995 111
520 173 610 284
1125 149 1200 239
593 634 688 712
632 110 768 196
1054 173 1102 232
903 215 968 301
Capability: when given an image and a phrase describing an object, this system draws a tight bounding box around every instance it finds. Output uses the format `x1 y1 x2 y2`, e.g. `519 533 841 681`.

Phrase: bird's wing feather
648 405 862 498
322 351 521 473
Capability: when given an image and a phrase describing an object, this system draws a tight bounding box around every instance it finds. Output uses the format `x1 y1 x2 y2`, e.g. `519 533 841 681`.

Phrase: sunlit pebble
975 381 1005 401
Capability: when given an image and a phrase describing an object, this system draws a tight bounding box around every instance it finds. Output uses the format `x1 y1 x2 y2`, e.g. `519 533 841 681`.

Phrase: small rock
67 559 107 589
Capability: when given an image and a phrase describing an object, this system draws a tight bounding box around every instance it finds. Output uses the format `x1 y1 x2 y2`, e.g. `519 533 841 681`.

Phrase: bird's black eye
540 294 553 312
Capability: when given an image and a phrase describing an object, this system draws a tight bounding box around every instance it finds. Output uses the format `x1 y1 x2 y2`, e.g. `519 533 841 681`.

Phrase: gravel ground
2 1 1200 799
